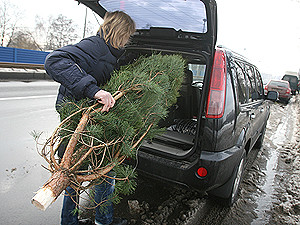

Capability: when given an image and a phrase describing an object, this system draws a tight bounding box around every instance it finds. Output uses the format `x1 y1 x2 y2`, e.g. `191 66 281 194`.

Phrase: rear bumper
135 145 243 192
279 93 291 98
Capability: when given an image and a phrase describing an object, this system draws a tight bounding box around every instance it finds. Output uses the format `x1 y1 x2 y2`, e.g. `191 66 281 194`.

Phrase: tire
225 153 246 206
208 151 246 206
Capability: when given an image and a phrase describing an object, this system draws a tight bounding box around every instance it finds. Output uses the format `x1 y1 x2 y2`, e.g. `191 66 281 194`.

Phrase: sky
217 0 300 79
7 0 300 80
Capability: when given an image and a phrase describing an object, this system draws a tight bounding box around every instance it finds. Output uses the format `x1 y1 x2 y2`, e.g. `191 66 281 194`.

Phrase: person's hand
93 90 115 112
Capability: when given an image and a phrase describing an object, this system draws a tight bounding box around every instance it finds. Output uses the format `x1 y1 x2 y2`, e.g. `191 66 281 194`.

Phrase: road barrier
0 47 50 64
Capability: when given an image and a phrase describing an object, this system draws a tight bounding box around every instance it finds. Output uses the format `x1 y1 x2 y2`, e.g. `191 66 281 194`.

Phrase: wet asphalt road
0 81 61 224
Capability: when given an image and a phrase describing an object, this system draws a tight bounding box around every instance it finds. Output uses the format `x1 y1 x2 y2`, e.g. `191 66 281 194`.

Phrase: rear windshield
269 80 289 88
283 75 298 83
99 0 208 33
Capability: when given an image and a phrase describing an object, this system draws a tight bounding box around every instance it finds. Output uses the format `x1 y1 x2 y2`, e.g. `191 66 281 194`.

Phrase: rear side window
244 64 257 101
254 69 264 98
231 59 263 103
231 60 247 104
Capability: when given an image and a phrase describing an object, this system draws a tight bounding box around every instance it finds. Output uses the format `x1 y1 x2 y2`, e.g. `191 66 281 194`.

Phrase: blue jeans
61 175 115 225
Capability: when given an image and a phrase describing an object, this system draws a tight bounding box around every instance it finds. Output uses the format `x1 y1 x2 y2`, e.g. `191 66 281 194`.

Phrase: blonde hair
99 11 136 49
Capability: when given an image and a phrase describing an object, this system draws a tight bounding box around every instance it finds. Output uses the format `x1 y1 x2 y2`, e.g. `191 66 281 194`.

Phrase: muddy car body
77 0 277 205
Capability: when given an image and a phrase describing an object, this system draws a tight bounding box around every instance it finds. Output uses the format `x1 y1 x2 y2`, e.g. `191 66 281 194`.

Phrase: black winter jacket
44 33 124 111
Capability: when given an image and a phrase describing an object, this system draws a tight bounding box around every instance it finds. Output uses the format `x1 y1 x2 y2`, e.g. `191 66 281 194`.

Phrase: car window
232 60 247 104
244 64 258 101
98 0 208 33
290 77 297 82
254 69 264 98
269 80 289 88
283 75 298 83
188 64 206 83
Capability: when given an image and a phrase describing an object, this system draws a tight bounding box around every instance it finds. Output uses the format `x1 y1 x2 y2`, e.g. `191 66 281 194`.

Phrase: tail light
197 167 208 177
287 88 291 94
264 85 268 95
206 49 227 118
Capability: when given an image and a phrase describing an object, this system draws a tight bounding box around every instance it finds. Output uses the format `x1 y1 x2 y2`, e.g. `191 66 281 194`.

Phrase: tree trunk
31 170 70 211
31 91 126 211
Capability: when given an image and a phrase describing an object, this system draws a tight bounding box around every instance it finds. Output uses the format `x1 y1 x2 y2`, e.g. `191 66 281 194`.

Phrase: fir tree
31 53 186 211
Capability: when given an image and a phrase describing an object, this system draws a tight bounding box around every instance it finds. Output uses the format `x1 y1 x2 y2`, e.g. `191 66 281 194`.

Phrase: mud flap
208 167 237 199
208 151 246 205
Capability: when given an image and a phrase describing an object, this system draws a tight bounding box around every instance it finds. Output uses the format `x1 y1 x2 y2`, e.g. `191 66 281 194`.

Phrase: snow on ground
269 96 300 225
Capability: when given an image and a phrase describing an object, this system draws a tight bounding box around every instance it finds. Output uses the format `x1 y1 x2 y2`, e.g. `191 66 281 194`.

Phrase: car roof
269 79 290 85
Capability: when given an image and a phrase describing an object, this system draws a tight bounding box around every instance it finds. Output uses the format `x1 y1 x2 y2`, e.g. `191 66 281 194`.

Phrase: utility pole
83 8 87 38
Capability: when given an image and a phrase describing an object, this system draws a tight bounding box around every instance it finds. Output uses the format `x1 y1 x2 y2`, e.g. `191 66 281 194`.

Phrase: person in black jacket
45 11 135 225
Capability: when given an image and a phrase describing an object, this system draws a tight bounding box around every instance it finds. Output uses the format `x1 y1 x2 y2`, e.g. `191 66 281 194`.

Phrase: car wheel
225 153 246 206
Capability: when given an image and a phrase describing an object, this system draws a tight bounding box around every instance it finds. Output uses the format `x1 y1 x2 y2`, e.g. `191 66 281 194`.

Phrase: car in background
282 74 298 95
264 79 291 103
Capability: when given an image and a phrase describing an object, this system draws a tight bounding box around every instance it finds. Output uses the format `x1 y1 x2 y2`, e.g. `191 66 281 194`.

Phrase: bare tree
8 29 42 50
0 0 21 47
33 15 50 51
45 14 78 50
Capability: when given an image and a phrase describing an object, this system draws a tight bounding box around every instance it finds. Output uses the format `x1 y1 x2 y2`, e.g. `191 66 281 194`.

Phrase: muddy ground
81 96 300 225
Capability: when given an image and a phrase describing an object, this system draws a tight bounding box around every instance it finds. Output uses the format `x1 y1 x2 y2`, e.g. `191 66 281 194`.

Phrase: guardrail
0 62 51 80
0 62 45 70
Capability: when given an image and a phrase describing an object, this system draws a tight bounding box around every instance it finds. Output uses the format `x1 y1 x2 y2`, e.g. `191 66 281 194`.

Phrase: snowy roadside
221 95 300 225
270 96 300 224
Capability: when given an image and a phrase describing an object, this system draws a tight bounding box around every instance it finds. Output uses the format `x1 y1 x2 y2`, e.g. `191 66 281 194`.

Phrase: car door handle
250 113 256 119
260 108 264 113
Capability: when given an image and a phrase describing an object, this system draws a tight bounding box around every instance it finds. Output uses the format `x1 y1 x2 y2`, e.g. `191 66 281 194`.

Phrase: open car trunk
119 47 208 159
75 0 217 159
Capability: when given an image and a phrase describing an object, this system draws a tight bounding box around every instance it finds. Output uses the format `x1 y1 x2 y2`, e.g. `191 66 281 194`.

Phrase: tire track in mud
269 96 300 225
216 96 299 225
252 97 298 224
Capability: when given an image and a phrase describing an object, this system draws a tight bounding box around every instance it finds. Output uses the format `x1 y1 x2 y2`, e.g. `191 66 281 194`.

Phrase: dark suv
78 0 277 205
282 74 298 95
